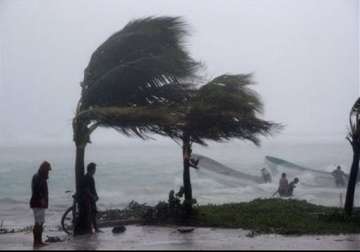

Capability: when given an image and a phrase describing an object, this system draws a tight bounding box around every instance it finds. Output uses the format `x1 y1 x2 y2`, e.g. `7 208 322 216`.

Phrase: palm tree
72 16 200 234
344 97 360 216
174 74 282 214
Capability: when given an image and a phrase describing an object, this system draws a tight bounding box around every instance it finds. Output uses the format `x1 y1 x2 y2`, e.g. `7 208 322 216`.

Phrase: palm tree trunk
182 134 193 215
75 145 85 195
344 144 360 216
73 144 92 235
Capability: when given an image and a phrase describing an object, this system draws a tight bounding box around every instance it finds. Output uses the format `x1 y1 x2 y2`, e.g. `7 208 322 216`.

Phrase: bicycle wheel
61 206 74 235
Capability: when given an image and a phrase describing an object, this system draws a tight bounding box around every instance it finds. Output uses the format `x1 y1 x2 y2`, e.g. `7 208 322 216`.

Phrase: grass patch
100 198 360 235
190 198 360 235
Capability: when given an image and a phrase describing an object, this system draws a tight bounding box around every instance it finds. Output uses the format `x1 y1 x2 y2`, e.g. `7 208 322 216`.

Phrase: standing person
81 162 101 233
332 166 346 187
30 161 51 247
277 173 289 197
261 168 272 183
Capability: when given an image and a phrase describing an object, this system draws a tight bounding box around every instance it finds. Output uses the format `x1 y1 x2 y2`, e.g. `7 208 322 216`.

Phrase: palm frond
194 74 263 114
348 98 360 144
80 16 200 109
182 74 282 145
76 105 185 140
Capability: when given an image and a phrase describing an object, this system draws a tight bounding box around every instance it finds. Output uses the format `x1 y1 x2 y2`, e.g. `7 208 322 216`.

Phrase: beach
1 225 360 250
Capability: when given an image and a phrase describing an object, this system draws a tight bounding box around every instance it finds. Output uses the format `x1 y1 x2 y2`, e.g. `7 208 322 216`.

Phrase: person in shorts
30 161 51 247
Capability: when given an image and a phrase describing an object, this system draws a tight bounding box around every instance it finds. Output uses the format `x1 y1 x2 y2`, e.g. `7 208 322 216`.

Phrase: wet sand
1 225 360 250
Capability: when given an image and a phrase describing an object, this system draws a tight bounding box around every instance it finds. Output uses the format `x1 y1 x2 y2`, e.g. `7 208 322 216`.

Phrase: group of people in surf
273 173 299 197
261 165 348 198
261 170 299 197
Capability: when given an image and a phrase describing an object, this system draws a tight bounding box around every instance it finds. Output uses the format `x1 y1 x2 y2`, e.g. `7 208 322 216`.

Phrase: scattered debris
334 238 355 242
112 225 126 234
177 227 194 233
0 228 15 235
246 231 256 238
98 201 152 222
0 220 19 235
45 236 63 243
246 230 262 238
98 198 190 226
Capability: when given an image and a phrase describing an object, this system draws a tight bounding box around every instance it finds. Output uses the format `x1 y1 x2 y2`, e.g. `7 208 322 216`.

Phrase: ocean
0 139 358 230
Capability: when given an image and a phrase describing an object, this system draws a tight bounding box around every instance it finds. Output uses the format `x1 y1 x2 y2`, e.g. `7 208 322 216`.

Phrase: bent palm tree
344 97 360 216
175 74 282 214
73 16 200 234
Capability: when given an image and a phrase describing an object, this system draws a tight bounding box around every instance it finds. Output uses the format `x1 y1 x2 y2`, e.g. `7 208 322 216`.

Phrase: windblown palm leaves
181 74 281 145
73 16 200 234
344 97 360 216
80 16 199 109
76 105 184 139
170 74 282 214
72 15 282 224
74 16 200 141
347 97 360 146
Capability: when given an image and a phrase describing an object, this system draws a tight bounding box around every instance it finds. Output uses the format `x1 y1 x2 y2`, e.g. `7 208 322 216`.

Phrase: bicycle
61 191 79 235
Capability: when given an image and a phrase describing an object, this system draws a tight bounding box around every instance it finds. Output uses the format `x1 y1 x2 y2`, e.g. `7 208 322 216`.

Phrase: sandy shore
1 225 360 250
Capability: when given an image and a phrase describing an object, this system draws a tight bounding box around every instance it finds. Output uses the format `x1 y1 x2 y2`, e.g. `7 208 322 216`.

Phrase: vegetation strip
98 199 360 235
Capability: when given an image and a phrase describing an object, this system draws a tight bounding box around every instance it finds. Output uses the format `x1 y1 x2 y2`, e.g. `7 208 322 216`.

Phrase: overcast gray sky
0 0 358 146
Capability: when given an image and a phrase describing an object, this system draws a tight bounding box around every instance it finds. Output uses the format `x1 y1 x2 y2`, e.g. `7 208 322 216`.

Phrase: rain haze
2 2 360 246
0 0 358 146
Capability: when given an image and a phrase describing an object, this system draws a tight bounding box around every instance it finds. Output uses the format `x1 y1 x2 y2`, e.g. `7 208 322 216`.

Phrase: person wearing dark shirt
278 173 289 197
332 166 346 187
287 177 299 196
81 162 101 233
29 161 51 247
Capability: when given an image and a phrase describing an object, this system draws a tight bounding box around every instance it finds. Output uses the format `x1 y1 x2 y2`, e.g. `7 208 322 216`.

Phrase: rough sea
0 139 358 230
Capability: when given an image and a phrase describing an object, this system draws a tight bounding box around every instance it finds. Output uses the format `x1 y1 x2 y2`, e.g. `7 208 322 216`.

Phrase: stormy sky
0 0 358 146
